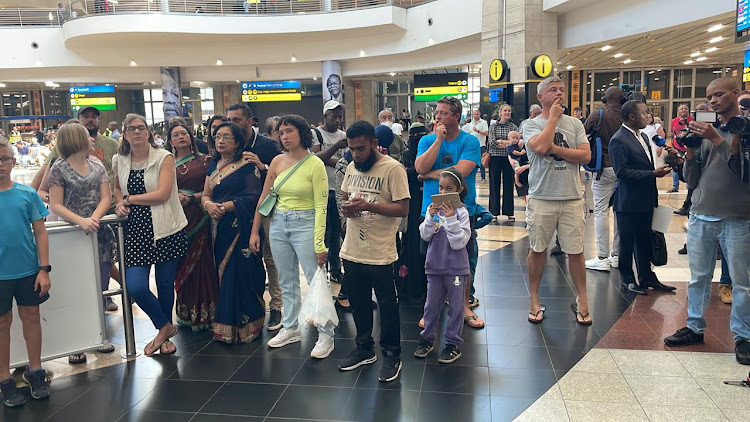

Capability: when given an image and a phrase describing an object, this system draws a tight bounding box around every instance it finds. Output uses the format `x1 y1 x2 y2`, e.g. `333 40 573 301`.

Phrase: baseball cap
323 100 345 114
77 106 100 117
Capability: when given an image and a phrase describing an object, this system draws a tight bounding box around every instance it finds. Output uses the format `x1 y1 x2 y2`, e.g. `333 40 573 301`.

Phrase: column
481 0 558 121
160 67 181 124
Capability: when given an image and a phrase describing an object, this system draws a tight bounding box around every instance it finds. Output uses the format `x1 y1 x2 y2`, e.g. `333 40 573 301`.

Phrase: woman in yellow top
250 114 331 357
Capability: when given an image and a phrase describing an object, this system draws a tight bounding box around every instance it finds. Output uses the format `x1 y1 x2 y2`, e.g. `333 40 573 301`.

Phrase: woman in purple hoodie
414 167 471 364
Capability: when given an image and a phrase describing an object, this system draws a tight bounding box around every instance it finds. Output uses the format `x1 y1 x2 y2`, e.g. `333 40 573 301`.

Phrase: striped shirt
488 120 519 156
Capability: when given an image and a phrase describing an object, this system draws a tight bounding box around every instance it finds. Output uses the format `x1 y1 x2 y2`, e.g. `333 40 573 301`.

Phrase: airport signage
413 74 469 102
69 85 116 112
240 81 302 102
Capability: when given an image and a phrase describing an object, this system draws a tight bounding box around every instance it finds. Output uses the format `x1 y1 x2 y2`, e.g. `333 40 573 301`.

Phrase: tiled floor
5 173 747 422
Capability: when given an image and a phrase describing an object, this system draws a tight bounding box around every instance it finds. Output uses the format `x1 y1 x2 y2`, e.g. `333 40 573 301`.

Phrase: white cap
323 100 345 114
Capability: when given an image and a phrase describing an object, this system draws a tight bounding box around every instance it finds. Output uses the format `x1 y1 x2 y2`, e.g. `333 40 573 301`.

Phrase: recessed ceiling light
684 60 694 65
648 71 655 74
389 72 396 76
216 59 223 66
601 45 612 51
150 81 156 85
0 83 6 88
690 52 701 57
709 36 723 43
566 65 573 70
428 38 434 45
291 56 297 62
129 60 137 66
235 79 240 83
708 24 723 32
613 53 624 58
654 78 660 81
313 77 317 81
360 50 366 57
623 59 632 64
705 47 718 53
713 70 722 74
696 56 707 62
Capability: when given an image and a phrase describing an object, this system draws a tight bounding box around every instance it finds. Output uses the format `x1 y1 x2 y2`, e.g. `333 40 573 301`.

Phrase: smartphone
431 193 464 209
691 110 718 124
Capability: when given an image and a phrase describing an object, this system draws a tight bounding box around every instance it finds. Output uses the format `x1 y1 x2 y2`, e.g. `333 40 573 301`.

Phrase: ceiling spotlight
216 59 223 66
35 60 42 66
235 79 240 83
389 72 396 76
0 83 5 88
709 36 723 43
648 71 655 74
708 24 723 32
696 56 707 62
566 65 573 70
313 77 317 80
44 80 54 86
613 53 624 58
129 60 137 66
690 52 701 57
428 38 434 45
623 59 632 64
291 56 297 62
48 12 53 20
684 60 694 65
601 45 612 51
705 47 718 53
360 50 366 57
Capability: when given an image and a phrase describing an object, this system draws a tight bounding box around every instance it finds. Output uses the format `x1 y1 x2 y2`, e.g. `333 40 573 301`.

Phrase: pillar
481 0 558 122
160 67 181 124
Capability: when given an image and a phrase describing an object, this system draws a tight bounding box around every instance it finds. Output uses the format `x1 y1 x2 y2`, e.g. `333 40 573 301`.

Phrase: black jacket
609 126 658 213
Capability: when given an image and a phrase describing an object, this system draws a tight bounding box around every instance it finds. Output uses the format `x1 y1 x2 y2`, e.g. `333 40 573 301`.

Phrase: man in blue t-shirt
415 96 482 328
0 139 52 407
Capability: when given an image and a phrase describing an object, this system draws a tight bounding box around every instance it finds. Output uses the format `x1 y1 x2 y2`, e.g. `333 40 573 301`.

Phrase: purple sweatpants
420 274 467 346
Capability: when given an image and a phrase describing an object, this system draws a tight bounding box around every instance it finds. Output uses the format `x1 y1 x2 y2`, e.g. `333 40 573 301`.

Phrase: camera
674 110 718 149
718 113 750 188
664 150 683 172
620 84 646 103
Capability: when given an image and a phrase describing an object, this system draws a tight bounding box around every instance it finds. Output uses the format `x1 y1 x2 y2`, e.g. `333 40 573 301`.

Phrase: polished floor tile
268 385 352 420
200 382 286 417
415 391 492 422
340 389 420 422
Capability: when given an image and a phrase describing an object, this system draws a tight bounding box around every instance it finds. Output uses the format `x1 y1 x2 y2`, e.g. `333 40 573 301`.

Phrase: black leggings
489 155 515 216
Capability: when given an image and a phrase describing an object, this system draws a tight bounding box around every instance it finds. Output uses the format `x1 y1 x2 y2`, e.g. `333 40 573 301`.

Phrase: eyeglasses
125 125 147 133
214 134 235 142
171 131 189 138
0 156 13 164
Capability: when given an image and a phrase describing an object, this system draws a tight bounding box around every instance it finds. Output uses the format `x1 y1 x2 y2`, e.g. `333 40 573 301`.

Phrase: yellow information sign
241 93 302 102
69 97 116 106
413 86 469 96
530 54 553 79
651 90 662 100
743 66 750 82
489 59 507 82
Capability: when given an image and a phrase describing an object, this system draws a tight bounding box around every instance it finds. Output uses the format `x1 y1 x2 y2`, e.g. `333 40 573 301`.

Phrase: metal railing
0 0 434 27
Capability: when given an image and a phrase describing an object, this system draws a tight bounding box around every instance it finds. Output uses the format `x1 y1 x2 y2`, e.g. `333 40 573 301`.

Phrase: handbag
481 151 491 167
257 153 314 217
650 230 668 266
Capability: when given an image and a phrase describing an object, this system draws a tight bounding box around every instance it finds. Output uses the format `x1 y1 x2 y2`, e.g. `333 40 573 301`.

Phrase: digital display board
739 0 750 32
413 74 469 102
240 81 302 102
69 85 116 112
489 88 504 103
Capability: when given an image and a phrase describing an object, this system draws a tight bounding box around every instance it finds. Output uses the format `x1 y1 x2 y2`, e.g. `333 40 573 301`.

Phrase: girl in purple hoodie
415 167 471 364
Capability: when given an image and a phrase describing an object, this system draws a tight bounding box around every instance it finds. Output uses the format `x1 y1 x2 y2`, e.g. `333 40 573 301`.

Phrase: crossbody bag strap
273 153 313 192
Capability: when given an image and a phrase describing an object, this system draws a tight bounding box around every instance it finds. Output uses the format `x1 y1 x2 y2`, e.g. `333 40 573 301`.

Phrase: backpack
582 109 603 175
313 128 324 146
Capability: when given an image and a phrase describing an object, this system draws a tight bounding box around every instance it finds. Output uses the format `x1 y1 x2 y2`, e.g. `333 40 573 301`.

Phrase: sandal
68 353 87 364
570 303 593 326
145 325 180 357
464 314 485 329
528 304 546 324
418 317 425 329
159 340 177 355
98 342 115 354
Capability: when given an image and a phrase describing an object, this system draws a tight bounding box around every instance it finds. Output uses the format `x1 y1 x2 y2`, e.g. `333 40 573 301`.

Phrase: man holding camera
583 87 624 272
663 77 750 366
609 101 675 295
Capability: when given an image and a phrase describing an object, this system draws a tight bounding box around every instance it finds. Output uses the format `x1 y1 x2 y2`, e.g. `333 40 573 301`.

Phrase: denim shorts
0 273 50 316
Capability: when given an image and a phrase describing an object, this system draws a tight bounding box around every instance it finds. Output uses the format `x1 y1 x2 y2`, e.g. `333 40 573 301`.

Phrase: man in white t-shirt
465 110 489 182
311 100 348 283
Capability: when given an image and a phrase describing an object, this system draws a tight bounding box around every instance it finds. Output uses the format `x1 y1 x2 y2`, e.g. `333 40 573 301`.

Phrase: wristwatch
39 265 52 273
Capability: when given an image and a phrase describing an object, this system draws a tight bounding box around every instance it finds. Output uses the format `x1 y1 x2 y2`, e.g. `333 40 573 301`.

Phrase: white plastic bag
298 267 339 335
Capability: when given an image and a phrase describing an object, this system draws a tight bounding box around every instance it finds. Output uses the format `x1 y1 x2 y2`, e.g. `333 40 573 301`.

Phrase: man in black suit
609 101 676 295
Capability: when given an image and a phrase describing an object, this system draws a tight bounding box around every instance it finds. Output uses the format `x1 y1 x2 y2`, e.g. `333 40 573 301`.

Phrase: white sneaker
310 333 335 359
609 254 619 268
585 256 611 271
267 327 301 348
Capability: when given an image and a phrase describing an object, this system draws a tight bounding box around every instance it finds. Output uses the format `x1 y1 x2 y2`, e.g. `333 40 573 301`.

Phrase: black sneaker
736 339 750 365
338 347 377 371
0 378 26 408
267 309 282 331
468 296 480 309
378 352 402 382
664 327 704 347
413 339 434 358
22 368 50 400
438 344 462 364
677 244 687 255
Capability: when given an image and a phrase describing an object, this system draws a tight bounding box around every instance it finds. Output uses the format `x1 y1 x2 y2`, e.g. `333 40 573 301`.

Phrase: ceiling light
601 45 612 51
705 47 718 53
648 71 655 74
291 56 296 62
150 81 156 85
566 65 573 70
613 53 624 58
35 60 41 66
428 38 434 45
216 59 223 66
44 80 54 86
389 72 396 76
48 12 53 20
623 59 632 64
129 60 137 66
708 24 723 32
235 79 240 83
690 52 701 57
0 83 5 88
684 60 694 65
654 78 660 81
713 70 722 74
709 36 723 43
359 50 366 57
696 56 707 62
313 77 317 81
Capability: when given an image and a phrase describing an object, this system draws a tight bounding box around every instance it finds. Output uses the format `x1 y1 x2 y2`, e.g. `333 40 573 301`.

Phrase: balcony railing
0 0 434 27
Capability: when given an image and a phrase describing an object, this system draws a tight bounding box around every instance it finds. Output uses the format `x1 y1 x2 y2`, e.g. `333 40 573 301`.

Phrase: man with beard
33 107 118 209
226 103 285 331
337 120 410 383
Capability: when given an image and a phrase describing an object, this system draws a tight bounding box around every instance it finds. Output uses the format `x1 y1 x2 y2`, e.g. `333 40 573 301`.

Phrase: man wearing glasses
415 96 483 329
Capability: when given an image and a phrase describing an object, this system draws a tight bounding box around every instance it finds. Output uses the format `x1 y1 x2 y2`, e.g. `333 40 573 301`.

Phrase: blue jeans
719 245 732 286
269 209 326 333
125 259 178 329
686 216 750 342
672 170 680 190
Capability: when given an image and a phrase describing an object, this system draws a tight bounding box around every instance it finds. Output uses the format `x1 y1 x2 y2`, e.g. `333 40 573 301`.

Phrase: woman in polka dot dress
113 114 188 356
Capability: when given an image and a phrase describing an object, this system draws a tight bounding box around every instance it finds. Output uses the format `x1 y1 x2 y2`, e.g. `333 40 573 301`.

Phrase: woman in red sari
167 123 218 331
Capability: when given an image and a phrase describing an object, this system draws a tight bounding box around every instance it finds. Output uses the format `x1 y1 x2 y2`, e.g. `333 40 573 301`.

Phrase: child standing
0 138 52 407
506 131 529 203
48 123 117 363
415 168 471 364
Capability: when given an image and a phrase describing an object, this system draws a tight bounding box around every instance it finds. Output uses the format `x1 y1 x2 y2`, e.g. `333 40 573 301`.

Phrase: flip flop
527 304 547 324
145 325 180 356
570 303 593 326
464 315 485 329
159 340 177 355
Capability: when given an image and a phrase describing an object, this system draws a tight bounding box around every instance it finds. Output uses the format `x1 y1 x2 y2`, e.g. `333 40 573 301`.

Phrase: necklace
177 160 190 175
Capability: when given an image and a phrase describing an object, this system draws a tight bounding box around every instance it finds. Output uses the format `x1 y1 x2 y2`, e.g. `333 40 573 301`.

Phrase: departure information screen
739 0 750 32
240 81 302 102
413 74 469 102
69 86 116 112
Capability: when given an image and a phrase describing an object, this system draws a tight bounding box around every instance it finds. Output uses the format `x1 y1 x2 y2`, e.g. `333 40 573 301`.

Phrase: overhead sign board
240 80 302 102
743 50 750 82
69 85 116 112
529 54 553 79
413 73 469 102
737 0 750 42
489 59 509 83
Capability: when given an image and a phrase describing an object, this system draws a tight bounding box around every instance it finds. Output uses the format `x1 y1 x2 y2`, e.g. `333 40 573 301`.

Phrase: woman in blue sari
201 122 266 343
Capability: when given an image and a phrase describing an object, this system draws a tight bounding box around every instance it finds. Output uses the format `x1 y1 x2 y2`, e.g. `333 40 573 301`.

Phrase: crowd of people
0 75 748 409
